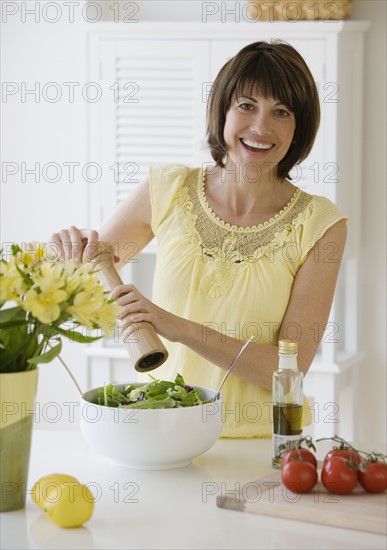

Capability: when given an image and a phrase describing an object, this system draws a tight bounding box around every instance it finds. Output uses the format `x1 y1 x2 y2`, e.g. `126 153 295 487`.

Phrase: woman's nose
250 109 271 134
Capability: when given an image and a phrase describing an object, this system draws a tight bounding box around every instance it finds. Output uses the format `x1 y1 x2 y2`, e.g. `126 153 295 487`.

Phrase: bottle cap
278 339 298 355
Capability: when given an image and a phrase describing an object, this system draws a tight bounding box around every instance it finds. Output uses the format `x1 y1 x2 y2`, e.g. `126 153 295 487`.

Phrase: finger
68 225 84 265
81 229 99 262
110 284 136 299
121 312 152 325
117 303 148 320
59 229 71 262
49 233 65 262
116 294 145 310
130 312 152 324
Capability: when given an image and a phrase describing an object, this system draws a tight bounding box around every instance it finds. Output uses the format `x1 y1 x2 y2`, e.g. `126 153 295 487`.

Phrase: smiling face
223 93 296 180
206 42 320 180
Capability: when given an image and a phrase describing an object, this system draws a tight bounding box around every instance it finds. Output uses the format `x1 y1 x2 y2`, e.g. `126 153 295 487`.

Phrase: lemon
44 482 94 528
31 474 79 510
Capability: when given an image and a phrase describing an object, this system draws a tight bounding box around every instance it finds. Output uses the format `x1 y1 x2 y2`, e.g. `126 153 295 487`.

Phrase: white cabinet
88 34 210 228
86 22 369 439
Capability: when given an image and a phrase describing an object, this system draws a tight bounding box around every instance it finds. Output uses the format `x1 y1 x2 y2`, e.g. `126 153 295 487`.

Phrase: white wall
350 0 387 445
1 0 385 442
1 1 91 430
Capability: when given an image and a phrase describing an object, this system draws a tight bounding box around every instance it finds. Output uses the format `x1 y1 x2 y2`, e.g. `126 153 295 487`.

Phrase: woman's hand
49 226 99 264
110 284 183 342
49 226 119 265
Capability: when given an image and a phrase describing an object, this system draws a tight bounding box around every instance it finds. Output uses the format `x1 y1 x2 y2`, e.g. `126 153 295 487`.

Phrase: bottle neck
278 353 298 371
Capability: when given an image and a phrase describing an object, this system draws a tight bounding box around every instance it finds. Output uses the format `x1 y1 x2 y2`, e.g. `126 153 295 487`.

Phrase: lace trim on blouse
175 167 313 298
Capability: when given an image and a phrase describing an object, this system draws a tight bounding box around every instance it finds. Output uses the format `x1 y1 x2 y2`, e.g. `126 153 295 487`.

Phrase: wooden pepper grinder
85 241 168 372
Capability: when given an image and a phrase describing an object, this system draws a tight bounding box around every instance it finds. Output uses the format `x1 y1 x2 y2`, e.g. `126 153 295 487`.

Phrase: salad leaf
97 373 214 409
174 373 185 387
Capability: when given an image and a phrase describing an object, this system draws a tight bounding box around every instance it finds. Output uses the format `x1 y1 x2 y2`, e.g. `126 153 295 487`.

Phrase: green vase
0 369 38 512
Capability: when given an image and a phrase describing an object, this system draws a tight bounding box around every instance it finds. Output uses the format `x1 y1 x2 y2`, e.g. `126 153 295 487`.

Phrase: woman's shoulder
294 190 348 261
301 190 347 221
148 164 200 234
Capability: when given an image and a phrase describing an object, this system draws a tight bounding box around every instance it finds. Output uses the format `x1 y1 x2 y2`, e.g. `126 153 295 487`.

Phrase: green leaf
0 324 32 357
94 373 214 409
0 319 30 329
146 380 175 397
11 244 22 255
0 347 28 370
97 383 136 407
0 307 27 324
0 327 39 371
55 326 102 343
27 341 62 365
180 390 202 407
174 373 185 386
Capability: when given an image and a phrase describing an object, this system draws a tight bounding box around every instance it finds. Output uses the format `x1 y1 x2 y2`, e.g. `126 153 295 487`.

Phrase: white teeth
241 138 273 150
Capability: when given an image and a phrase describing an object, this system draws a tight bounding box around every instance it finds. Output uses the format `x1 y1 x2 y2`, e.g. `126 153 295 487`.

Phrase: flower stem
56 353 83 396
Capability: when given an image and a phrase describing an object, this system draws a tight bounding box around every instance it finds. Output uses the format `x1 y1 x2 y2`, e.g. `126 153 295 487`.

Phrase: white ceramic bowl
80 384 222 470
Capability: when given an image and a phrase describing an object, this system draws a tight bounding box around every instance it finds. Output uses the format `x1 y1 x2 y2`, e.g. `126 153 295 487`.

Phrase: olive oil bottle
272 340 303 469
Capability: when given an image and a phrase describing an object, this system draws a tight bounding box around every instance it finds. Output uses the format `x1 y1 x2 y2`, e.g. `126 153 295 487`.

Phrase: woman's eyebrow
237 95 257 102
236 96 291 109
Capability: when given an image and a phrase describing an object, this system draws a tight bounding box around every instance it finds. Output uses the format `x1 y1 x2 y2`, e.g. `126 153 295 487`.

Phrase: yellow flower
92 300 119 337
19 251 33 265
31 262 66 294
1 245 121 372
61 261 82 294
0 260 26 302
65 291 105 326
20 262 68 323
64 263 101 296
23 287 67 323
18 242 47 265
78 266 99 289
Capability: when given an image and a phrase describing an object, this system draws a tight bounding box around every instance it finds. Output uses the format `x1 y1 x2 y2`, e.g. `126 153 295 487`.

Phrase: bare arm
99 178 154 270
50 178 153 266
112 219 347 390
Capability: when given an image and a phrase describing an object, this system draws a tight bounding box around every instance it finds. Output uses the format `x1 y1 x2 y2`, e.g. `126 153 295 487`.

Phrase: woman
51 41 347 437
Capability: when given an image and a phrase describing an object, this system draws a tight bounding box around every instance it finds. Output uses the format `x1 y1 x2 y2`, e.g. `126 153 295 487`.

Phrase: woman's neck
204 164 297 225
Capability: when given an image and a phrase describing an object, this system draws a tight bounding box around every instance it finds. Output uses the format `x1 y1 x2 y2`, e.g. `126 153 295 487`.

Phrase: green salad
97 373 214 409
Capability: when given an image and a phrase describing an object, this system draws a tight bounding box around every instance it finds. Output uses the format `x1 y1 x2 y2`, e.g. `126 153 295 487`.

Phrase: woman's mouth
240 138 274 152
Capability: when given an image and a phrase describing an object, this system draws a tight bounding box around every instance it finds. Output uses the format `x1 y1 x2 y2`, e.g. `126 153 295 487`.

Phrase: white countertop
1 430 385 550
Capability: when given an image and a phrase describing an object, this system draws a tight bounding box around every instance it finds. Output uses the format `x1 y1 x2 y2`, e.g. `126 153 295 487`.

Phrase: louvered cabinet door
96 39 210 225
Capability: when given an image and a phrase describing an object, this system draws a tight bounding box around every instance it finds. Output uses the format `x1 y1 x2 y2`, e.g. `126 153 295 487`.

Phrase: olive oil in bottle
272 340 303 469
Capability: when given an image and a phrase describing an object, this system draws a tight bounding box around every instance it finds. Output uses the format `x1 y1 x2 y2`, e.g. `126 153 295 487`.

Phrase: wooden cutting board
216 469 387 535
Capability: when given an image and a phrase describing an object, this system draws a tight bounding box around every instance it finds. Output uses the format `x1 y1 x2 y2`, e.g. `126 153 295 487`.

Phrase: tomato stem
315 434 359 452
316 435 386 469
360 450 387 464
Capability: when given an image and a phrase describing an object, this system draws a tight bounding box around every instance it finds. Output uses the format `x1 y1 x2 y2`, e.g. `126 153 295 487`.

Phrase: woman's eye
238 102 254 111
275 108 291 117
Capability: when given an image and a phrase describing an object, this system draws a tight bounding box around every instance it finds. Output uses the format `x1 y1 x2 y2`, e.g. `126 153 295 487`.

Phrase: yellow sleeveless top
138 164 347 438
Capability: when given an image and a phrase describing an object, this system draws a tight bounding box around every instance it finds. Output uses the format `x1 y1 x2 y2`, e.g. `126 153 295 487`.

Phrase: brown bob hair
206 41 320 180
